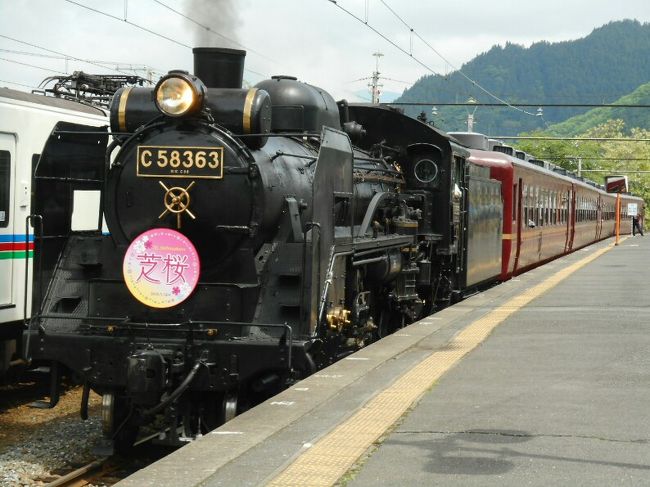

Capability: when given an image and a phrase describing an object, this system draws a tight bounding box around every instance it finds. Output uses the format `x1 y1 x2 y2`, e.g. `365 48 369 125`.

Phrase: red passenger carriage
455 132 644 281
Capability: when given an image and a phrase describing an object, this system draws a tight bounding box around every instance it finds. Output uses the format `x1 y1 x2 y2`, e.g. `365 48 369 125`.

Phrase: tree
514 120 650 209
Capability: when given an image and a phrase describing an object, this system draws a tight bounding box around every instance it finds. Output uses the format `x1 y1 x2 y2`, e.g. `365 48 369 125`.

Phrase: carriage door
0 133 16 308
513 178 523 274
566 184 576 251
596 195 603 239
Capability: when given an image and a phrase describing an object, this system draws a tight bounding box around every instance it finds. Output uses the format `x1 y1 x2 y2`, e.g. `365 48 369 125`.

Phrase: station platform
117 235 650 487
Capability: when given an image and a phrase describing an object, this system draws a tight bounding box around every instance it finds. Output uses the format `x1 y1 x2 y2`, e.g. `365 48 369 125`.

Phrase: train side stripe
266 240 620 487
0 250 33 260
0 234 35 242
0 242 34 251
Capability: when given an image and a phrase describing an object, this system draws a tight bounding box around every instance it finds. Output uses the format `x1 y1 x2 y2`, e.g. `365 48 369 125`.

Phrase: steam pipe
142 360 203 417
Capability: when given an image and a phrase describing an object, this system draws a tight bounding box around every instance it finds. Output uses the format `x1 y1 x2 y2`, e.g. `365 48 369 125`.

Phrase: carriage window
0 151 10 228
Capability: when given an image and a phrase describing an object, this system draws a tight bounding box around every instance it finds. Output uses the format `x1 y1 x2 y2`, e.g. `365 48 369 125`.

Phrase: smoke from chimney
185 0 241 48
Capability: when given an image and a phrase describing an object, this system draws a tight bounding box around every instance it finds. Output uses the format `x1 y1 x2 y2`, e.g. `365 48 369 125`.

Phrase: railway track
42 433 172 487
43 458 114 487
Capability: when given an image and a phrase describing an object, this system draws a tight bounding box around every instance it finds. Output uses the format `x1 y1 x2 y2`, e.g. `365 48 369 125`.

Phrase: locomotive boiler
24 48 473 451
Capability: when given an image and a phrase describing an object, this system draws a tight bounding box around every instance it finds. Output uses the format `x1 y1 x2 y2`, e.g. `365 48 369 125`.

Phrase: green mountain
545 81 650 135
395 19 650 135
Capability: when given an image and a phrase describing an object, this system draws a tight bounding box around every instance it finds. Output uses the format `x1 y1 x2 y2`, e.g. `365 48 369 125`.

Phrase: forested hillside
395 20 650 135
544 82 650 135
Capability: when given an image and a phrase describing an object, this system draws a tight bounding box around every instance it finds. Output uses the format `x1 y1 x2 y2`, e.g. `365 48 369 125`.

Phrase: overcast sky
1 0 649 102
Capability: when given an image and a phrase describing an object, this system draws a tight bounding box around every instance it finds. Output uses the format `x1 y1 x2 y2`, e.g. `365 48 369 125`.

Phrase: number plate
136 146 224 179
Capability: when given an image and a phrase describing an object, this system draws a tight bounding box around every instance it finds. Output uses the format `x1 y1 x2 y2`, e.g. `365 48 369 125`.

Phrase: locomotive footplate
23 319 311 399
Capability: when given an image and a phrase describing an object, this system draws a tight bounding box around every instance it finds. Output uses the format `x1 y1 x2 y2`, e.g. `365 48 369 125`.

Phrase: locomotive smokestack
193 47 246 89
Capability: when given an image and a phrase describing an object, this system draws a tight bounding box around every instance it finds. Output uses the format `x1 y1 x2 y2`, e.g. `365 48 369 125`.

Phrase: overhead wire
0 34 137 77
151 0 275 64
0 57 68 75
493 136 650 142
383 102 650 108
63 0 267 78
0 48 165 78
0 49 65 60
327 0 538 117
0 79 40 90
376 0 539 117
545 157 650 161
327 1 442 86
64 0 192 49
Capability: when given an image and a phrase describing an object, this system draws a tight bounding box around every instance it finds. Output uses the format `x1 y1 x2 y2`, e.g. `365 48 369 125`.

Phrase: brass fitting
327 307 351 332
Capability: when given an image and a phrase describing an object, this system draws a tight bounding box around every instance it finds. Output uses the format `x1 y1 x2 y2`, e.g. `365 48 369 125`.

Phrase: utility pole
577 157 582 177
369 52 384 104
466 96 477 132
467 113 475 132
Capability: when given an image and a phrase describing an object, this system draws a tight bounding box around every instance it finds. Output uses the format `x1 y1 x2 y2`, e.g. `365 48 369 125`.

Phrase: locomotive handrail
301 222 321 332
33 176 103 183
237 132 321 138
23 215 44 324
316 250 355 332
34 313 290 330
22 214 43 364
270 151 317 163
58 129 325 139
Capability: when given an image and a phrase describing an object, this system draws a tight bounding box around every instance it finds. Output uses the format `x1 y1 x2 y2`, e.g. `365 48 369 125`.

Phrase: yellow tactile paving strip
266 241 618 487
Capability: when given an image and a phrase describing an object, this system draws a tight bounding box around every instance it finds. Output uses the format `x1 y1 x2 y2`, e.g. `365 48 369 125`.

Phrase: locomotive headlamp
154 71 206 117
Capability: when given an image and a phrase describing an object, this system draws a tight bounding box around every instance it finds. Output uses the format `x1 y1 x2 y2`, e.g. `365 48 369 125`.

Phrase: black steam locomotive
24 48 493 451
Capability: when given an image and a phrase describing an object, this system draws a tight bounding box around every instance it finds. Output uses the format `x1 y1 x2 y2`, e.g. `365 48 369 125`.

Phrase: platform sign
123 228 200 308
628 203 638 217
605 175 628 193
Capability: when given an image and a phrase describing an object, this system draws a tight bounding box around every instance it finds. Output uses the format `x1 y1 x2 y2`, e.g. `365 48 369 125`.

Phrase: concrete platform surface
117 236 650 486
349 235 650 486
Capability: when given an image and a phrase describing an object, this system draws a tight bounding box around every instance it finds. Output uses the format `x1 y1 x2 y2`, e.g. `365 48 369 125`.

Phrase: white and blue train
0 87 106 373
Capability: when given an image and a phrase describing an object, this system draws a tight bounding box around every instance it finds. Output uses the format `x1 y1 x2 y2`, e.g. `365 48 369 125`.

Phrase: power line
0 48 165 76
373 0 538 118
0 49 64 60
546 157 650 161
382 77 411 84
63 0 267 78
580 170 650 174
384 102 650 108
151 0 274 66
327 2 442 83
0 57 67 75
0 34 136 77
494 136 650 142
0 79 40 90
64 0 192 48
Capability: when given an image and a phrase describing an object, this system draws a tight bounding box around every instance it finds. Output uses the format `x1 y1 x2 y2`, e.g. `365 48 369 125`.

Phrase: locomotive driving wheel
101 393 139 453
192 391 239 435
223 392 238 422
